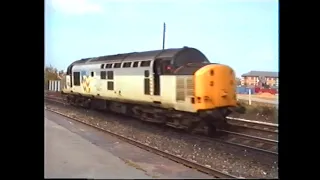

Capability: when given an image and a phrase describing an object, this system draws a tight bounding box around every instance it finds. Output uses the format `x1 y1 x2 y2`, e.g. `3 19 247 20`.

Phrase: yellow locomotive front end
194 64 237 111
189 64 238 133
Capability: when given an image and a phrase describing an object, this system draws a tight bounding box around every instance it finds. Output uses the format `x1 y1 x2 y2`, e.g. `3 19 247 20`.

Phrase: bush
237 100 278 117
44 65 61 89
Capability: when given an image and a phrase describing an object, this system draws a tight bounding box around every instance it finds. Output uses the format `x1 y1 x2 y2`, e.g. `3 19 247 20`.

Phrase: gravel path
45 101 278 178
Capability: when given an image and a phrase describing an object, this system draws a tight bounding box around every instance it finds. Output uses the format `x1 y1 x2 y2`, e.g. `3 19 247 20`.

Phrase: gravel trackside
45 101 278 178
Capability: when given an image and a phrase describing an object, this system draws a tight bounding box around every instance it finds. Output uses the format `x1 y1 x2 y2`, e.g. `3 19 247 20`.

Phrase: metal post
49 81 52 91
162 22 166 50
55 81 58 92
249 89 252 105
57 80 60 92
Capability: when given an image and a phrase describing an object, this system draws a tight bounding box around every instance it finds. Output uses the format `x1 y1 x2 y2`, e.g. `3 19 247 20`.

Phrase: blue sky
45 0 278 77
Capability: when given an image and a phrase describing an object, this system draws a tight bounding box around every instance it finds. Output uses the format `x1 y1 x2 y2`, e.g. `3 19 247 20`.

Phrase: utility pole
162 22 166 50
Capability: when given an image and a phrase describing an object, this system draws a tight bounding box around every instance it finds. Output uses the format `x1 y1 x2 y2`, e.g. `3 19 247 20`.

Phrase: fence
47 80 62 92
236 86 278 95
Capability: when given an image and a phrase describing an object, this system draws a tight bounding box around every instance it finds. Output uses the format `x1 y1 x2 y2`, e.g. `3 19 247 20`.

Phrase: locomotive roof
70 47 208 65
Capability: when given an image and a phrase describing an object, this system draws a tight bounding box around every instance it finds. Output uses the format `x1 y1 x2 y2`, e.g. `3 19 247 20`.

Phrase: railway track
45 95 278 156
226 117 278 134
213 130 277 155
45 107 239 178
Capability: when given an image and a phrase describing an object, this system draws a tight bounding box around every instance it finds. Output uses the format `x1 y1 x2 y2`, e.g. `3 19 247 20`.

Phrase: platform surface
44 109 213 179
44 115 151 178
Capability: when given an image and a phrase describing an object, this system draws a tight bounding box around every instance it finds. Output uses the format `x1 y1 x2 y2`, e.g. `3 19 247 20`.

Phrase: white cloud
50 0 104 15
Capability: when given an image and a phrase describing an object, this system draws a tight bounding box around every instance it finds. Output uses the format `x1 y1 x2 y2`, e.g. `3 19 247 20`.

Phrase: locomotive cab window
91 72 94 77
174 48 209 67
140 61 151 67
161 60 173 75
133 61 139 67
100 71 106 79
100 64 105 69
114 63 121 68
123 62 132 68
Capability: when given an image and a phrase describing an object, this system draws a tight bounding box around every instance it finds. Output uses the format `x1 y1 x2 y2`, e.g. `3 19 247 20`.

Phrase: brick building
241 71 278 87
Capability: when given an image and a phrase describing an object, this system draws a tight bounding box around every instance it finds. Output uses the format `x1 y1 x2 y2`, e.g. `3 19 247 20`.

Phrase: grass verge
230 100 278 124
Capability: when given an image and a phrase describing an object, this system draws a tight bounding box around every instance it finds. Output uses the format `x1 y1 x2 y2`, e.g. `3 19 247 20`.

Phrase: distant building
241 71 278 87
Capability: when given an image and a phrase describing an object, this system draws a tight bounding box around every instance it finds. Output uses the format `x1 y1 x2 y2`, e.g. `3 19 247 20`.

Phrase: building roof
241 71 278 77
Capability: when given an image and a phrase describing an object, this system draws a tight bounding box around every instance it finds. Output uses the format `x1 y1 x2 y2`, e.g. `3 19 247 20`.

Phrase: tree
236 77 241 86
44 65 60 89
